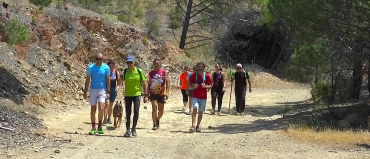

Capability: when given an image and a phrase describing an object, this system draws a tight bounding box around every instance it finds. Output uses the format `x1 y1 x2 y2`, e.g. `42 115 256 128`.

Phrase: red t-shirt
189 72 212 99
149 69 166 95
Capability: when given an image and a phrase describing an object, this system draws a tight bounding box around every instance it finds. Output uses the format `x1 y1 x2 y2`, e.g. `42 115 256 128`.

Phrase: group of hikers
83 53 252 137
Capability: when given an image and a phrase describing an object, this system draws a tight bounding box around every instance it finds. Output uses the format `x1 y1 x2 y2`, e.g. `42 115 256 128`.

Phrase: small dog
113 101 123 129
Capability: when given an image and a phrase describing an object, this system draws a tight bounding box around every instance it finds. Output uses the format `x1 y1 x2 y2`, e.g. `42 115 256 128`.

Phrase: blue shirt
87 63 110 89
187 72 193 90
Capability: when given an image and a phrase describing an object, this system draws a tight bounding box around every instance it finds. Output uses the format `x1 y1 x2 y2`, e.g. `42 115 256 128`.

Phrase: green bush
145 19 160 36
30 0 52 9
170 19 180 29
310 83 335 103
3 19 31 46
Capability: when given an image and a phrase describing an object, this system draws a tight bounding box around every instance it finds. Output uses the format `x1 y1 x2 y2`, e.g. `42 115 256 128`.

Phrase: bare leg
90 106 97 128
158 102 164 120
151 101 158 124
192 108 197 127
108 102 114 119
197 112 203 127
98 102 105 127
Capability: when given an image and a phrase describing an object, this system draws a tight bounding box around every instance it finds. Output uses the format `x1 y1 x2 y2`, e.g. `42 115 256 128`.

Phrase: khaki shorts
89 89 106 106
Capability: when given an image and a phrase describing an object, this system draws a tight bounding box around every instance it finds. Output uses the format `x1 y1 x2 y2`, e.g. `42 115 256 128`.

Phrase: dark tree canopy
215 11 291 69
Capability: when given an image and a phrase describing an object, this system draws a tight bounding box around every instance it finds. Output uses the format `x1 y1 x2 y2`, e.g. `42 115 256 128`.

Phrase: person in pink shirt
188 62 212 132
148 59 170 130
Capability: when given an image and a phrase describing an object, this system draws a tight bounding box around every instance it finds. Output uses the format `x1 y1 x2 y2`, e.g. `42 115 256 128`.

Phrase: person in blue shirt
186 65 197 115
83 53 110 135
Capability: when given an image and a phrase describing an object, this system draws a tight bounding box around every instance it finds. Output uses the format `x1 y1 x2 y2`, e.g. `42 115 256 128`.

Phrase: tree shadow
247 100 314 117
0 66 31 105
205 101 370 134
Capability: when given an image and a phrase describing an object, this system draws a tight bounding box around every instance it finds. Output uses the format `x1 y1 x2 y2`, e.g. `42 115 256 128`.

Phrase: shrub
170 19 180 29
30 0 52 9
3 19 31 45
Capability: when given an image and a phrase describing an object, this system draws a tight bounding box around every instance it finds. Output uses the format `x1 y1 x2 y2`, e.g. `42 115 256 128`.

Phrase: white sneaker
217 112 221 115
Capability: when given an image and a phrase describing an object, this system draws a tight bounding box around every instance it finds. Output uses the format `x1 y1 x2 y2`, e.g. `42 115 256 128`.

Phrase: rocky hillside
0 3 187 107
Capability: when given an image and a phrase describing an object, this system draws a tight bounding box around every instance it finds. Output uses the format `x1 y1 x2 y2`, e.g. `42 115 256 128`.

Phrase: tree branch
171 28 180 44
174 0 186 13
186 35 217 42
190 0 221 19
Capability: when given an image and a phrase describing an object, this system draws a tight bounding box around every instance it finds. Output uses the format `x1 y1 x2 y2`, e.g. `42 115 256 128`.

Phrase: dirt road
6 88 370 159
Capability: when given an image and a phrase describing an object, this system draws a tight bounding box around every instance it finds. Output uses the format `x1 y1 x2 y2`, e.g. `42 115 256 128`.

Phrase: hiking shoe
123 130 131 137
103 118 108 124
210 109 215 115
195 126 201 132
152 124 157 130
88 129 96 135
186 110 192 115
97 127 104 134
239 112 244 116
189 126 195 132
156 120 160 129
107 118 112 124
217 112 221 116
131 129 137 136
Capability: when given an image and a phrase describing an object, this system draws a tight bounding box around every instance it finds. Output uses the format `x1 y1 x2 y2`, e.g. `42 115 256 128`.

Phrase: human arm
141 72 149 103
116 71 120 92
105 68 111 98
83 67 91 99
83 75 90 99
246 72 252 92
178 74 182 89
201 74 213 89
147 72 152 95
222 72 227 91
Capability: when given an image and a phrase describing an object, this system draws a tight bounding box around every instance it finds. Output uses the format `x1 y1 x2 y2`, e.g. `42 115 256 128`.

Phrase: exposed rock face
0 3 187 106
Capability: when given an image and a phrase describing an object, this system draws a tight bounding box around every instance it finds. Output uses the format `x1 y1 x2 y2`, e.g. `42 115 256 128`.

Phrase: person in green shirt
120 56 149 137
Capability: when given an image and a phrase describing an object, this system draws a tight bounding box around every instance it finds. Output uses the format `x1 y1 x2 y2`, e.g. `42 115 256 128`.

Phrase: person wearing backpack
103 60 120 125
210 64 226 115
230 63 252 115
188 62 212 132
121 55 148 137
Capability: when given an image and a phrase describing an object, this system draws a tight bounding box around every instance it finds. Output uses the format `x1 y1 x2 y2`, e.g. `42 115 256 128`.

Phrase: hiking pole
228 82 233 115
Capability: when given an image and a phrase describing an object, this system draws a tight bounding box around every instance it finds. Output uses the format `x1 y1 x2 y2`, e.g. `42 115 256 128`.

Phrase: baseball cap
236 63 242 68
126 56 135 62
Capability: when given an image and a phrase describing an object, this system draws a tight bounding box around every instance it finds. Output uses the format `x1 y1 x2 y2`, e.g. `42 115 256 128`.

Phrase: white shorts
89 89 107 106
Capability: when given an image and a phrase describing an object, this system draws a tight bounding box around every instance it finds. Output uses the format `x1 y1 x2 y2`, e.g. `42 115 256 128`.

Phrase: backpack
123 68 143 82
195 72 206 83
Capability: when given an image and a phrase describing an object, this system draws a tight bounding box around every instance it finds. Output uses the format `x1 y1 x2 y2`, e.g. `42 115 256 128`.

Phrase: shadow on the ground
0 66 31 105
204 100 370 134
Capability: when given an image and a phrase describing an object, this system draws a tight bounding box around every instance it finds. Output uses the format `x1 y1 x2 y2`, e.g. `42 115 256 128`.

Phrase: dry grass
285 124 370 147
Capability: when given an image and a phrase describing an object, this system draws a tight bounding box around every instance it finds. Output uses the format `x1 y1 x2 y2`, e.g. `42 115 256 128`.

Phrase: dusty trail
7 88 370 159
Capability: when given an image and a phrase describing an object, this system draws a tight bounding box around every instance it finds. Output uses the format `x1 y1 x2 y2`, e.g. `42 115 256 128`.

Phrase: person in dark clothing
211 64 226 115
230 63 252 115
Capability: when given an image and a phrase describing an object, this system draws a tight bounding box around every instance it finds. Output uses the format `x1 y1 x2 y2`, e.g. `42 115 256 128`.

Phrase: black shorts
149 94 166 104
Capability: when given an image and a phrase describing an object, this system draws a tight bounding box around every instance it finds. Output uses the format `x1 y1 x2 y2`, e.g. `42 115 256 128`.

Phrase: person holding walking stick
230 63 252 115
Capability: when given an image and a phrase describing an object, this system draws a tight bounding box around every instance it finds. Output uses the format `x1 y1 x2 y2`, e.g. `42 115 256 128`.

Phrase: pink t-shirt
149 69 166 95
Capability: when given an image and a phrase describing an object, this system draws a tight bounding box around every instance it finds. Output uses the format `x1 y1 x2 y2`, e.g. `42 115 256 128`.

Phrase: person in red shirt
148 59 170 130
187 62 212 132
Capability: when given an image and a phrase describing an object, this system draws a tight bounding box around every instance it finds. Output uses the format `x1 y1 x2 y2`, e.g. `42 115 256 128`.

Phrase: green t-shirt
123 67 146 96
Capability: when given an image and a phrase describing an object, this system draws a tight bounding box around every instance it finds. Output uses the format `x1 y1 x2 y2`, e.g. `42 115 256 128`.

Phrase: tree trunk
367 58 370 94
352 60 363 99
179 0 193 49
270 37 288 70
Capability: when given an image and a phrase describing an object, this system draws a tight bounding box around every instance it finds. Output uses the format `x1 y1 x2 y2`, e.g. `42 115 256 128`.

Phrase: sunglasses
126 61 133 64
96 58 103 61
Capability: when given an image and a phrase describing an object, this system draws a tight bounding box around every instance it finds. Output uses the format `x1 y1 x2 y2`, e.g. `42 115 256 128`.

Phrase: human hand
165 94 169 100
193 84 199 89
201 83 207 88
249 87 252 93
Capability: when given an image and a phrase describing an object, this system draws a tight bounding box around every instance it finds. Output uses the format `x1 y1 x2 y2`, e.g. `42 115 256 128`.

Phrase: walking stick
228 82 233 115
